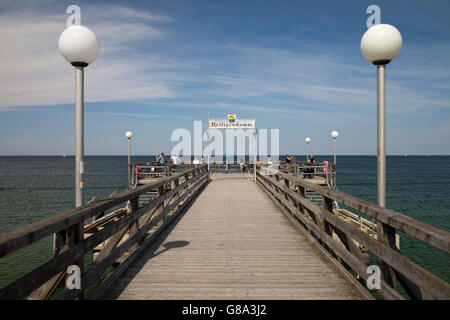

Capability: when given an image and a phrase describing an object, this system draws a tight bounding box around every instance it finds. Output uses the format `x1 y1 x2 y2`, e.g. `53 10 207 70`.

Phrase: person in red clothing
137 166 142 179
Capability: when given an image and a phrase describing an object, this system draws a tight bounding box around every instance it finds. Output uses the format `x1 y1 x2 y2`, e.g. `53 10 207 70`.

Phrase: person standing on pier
304 159 313 178
310 154 317 177
285 154 291 170
193 157 200 166
285 154 290 164
290 155 296 172
157 152 167 166
170 153 182 165
239 158 245 173
323 160 329 176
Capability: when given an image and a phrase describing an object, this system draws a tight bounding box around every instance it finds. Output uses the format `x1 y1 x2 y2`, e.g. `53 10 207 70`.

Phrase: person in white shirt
171 153 182 165
193 157 200 165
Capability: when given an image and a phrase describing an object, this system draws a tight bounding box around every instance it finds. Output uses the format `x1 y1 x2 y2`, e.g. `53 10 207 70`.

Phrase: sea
0 155 449 291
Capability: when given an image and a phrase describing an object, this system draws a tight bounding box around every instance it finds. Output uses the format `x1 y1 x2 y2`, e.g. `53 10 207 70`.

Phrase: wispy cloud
87 5 171 23
0 3 176 108
87 111 196 120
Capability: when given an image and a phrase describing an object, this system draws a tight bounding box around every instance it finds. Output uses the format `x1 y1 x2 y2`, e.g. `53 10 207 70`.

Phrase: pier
0 163 449 300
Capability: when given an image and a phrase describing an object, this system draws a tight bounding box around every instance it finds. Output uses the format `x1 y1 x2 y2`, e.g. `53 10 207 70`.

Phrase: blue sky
0 0 449 155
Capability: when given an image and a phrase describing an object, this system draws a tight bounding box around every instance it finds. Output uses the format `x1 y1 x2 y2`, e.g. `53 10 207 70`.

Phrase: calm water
0 155 449 290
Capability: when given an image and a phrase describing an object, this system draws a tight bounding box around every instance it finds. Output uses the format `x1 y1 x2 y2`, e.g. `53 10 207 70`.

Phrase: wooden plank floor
101 173 360 300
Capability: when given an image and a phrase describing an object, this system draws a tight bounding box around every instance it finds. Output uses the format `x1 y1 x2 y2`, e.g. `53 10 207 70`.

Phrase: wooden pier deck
101 173 360 300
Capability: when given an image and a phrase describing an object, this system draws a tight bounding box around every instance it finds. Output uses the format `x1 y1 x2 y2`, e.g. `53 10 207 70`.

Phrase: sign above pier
208 117 255 129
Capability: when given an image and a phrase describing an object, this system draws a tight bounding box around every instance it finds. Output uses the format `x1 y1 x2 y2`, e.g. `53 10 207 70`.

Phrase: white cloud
83 5 171 23
1 2 449 121
0 4 176 108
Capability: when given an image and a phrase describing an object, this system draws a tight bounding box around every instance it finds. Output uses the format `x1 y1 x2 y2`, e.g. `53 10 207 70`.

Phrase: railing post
284 177 290 189
30 223 84 300
323 196 369 265
322 197 334 235
128 197 140 251
284 177 291 203
174 177 180 206
61 221 85 298
157 184 166 224
293 183 313 234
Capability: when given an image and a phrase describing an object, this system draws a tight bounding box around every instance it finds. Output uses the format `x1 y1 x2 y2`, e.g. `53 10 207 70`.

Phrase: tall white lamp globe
331 131 339 139
125 131 133 139
305 137 311 143
58 25 100 67
361 24 402 65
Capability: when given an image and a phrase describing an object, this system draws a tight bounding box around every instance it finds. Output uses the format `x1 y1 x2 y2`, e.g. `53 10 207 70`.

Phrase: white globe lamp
125 131 133 186
361 24 402 65
361 23 402 210
331 131 339 164
58 25 100 67
58 25 100 207
305 137 311 161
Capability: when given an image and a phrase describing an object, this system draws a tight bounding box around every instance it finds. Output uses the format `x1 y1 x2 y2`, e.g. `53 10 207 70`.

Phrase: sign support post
254 113 257 182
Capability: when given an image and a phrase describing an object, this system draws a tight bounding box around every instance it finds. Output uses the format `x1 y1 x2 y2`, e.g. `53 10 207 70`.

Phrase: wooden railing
129 163 207 187
210 163 249 173
256 169 450 300
0 164 209 300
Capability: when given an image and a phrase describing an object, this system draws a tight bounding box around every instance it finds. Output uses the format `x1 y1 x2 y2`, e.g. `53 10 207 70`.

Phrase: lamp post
331 131 339 164
253 128 257 182
361 24 402 209
361 23 402 287
125 131 133 186
207 112 210 179
59 25 100 207
305 137 311 161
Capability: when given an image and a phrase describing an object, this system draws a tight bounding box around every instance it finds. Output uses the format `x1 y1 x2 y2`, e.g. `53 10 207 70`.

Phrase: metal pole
254 129 257 182
127 138 131 186
377 64 386 208
333 138 337 164
376 64 399 287
254 113 256 182
207 112 210 179
306 143 309 161
75 67 84 207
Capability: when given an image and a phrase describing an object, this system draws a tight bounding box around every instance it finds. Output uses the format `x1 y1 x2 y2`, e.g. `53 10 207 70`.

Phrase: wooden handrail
256 169 450 300
0 164 209 300
0 165 207 258
276 171 450 254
